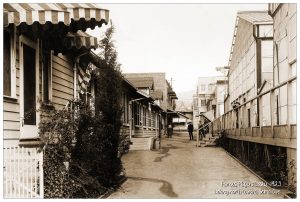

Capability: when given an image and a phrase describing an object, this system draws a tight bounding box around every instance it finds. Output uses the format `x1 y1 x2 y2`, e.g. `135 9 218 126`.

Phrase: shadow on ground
127 176 178 198
154 144 180 162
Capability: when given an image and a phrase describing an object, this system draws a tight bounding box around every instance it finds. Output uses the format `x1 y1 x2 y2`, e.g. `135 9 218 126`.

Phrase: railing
210 76 296 148
3 146 44 198
196 121 213 147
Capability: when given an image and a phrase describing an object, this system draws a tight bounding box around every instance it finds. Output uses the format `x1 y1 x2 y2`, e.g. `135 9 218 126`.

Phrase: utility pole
170 77 175 87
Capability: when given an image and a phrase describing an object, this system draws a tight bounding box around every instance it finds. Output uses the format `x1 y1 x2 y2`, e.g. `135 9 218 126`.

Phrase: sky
87 3 268 94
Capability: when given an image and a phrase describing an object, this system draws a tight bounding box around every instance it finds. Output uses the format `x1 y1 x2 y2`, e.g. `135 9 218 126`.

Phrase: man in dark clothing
187 123 194 140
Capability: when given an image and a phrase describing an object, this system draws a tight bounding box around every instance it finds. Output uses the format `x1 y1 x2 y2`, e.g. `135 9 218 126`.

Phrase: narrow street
109 132 285 199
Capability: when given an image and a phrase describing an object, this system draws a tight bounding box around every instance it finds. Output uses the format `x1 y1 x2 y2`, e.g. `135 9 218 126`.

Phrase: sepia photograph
1 1 297 199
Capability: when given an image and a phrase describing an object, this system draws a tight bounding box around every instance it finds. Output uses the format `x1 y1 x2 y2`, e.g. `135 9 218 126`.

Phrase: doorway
20 36 40 139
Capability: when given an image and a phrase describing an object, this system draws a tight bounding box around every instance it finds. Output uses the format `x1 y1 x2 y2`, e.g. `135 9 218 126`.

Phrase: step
130 137 151 151
206 142 217 146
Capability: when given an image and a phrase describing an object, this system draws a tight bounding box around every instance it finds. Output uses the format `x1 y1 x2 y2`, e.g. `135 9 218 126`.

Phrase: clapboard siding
4 102 20 113
52 76 73 89
3 130 20 140
52 83 73 95
51 54 74 110
3 111 20 121
52 68 73 82
53 61 74 77
52 89 73 99
3 35 21 143
3 120 20 130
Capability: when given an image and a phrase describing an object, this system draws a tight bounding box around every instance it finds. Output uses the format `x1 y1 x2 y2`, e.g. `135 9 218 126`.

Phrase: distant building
124 72 178 135
172 104 193 132
120 78 163 151
193 76 227 129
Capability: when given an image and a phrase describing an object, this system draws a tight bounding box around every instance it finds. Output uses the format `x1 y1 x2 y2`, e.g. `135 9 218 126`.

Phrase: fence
210 76 296 149
3 146 44 198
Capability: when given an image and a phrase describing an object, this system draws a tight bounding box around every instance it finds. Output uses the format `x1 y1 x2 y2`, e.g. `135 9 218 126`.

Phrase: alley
108 132 285 199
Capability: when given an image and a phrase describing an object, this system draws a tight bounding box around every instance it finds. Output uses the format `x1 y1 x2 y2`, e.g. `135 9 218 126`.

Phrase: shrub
39 25 124 198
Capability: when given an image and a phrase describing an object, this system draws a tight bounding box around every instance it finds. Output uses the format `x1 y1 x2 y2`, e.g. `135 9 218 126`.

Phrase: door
20 37 40 139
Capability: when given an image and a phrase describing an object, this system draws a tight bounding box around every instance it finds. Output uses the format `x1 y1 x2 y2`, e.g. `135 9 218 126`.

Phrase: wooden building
120 78 164 151
3 3 109 147
124 73 178 137
3 3 110 198
212 6 296 191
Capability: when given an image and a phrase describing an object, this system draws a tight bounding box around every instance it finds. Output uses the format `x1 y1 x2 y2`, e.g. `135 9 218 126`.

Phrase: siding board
52 76 73 89
3 111 20 121
3 120 20 130
52 68 73 82
4 102 20 113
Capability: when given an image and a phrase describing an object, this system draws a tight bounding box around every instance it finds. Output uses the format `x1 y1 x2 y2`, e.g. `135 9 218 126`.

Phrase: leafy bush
39 25 125 198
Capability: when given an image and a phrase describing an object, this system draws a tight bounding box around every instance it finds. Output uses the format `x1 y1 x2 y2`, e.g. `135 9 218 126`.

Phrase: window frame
42 48 53 104
3 27 17 99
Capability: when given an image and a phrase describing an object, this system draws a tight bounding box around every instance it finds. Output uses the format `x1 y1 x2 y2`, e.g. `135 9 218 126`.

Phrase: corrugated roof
237 11 272 24
125 77 154 89
150 90 163 100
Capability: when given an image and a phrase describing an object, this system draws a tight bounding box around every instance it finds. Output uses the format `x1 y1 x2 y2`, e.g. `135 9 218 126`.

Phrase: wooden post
196 128 199 147
39 150 44 198
286 80 291 138
270 90 275 138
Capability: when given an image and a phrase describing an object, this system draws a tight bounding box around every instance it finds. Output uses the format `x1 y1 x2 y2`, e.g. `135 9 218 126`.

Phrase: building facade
193 76 226 129
212 6 296 191
124 72 178 135
3 3 109 147
120 79 163 151
225 11 273 128
269 3 297 190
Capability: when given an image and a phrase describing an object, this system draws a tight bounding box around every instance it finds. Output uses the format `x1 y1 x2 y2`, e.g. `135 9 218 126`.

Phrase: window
134 103 142 126
121 92 129 124
208 84 213 91
3 29 16 97
23 43 37 125
143 107 147 126
4 31 11 96
201 99 206 107
124 93 129 124
42 51 52 103
200 84 206 91
247 108 251 127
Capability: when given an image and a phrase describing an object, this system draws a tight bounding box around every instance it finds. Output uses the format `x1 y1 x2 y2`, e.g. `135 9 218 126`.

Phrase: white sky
87 3 268 94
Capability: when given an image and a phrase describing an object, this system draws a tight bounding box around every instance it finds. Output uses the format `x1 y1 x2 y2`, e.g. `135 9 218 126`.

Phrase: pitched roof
150 90 163 100
124 77 154 89
237 11 272 24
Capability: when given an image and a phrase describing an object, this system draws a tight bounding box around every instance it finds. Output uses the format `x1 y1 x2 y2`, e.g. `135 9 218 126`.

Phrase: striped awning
3 3 109 30
64 30 98 50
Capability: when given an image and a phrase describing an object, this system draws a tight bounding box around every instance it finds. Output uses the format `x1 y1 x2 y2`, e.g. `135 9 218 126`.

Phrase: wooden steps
198 133 221 147
130 137 151 151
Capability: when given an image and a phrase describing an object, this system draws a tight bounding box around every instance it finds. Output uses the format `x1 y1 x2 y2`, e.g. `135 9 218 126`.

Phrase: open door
20 36 40 139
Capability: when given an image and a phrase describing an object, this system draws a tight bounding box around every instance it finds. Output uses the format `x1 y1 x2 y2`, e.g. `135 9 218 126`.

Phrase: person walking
167 124 173 138
187 123 194 140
